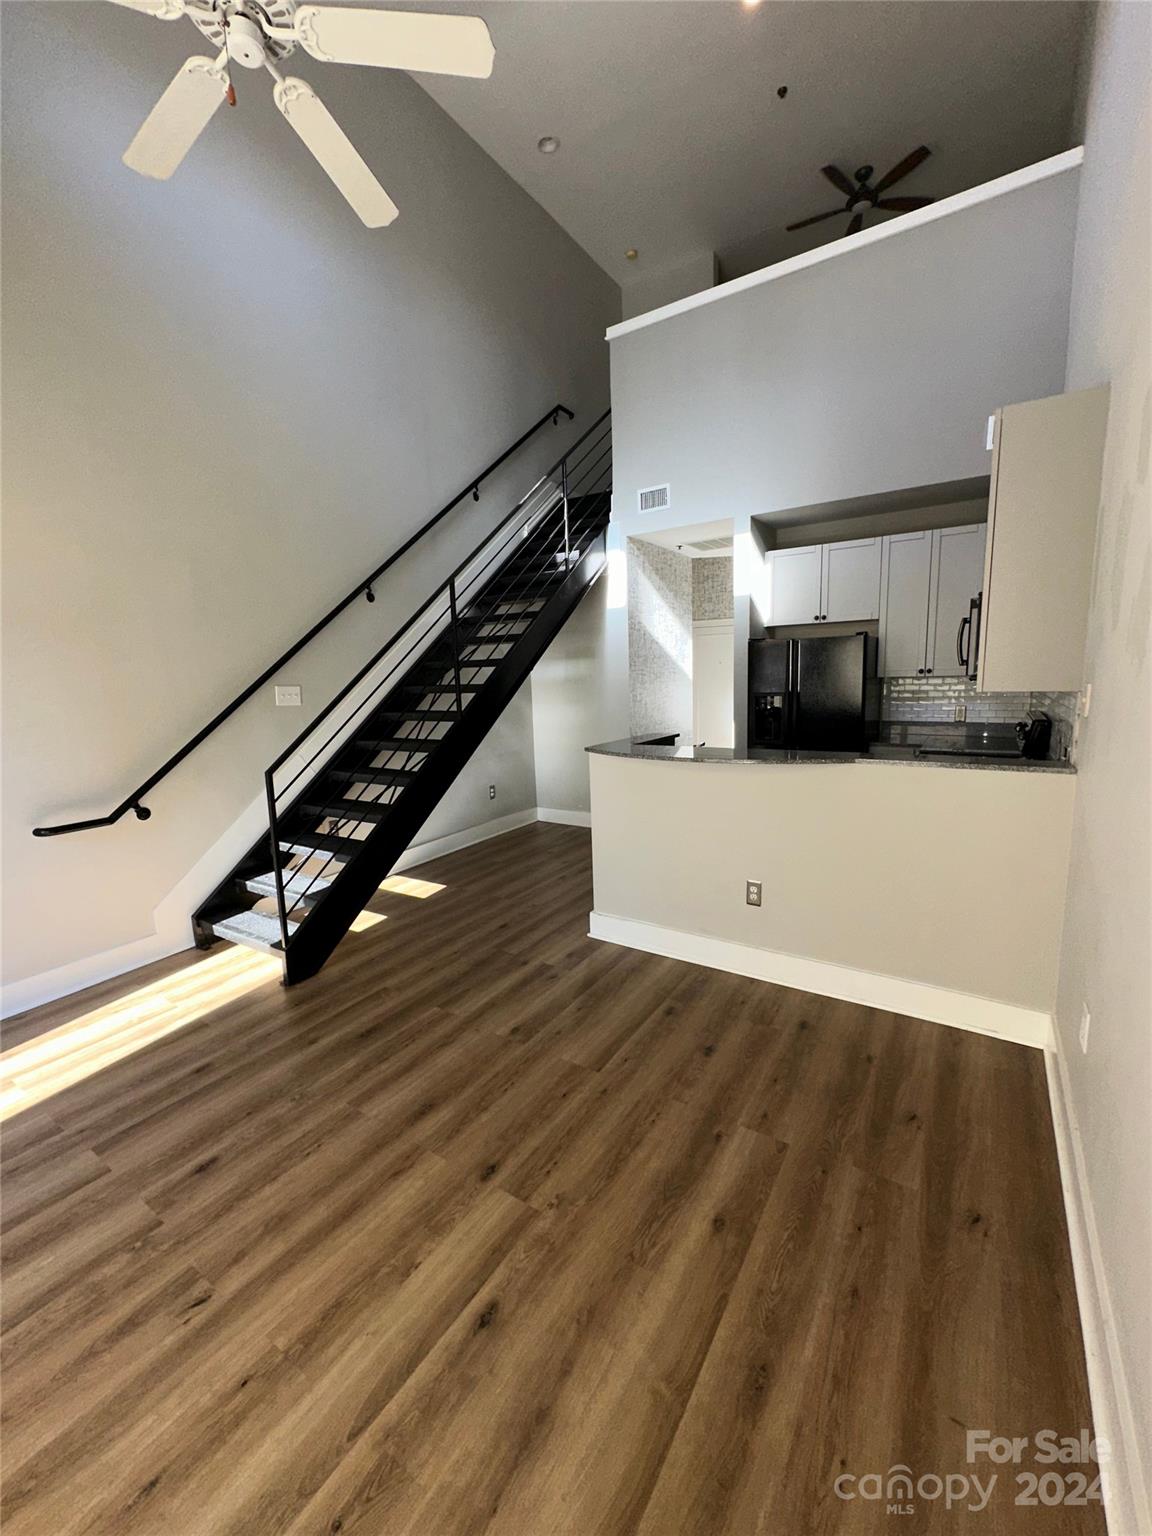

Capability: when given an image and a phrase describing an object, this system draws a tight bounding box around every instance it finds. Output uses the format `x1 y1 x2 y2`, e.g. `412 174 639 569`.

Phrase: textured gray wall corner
691 556 734 622
627 538 693 738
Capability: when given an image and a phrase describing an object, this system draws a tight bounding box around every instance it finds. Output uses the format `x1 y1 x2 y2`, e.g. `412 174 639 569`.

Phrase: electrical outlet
488 784 496 800
745 880 762 907
1079 1004 1091 1054
954 704 967 722
274 685 302 707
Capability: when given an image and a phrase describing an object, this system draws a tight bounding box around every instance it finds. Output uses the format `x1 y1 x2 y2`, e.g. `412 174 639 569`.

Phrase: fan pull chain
218 3 237 106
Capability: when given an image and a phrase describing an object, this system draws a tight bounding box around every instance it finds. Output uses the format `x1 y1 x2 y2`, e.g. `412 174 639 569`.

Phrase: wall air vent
638 484 670 514
683 536 733 553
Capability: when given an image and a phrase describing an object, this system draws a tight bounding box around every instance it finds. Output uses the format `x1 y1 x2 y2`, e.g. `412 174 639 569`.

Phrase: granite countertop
586 734 1077 774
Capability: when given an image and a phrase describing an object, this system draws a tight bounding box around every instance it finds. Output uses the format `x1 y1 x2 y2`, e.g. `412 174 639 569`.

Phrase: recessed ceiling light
742 0 762 9
537 135 560 154
625 248 638 261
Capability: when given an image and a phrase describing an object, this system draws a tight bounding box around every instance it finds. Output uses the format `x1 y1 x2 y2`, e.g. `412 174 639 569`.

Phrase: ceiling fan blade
274 77 398 227
820 164 856 199
785 208 844 232
293 7 494 77
846 211 865 235
122 55 227 180
106 0 184 17
876 195 935 212
873 145 931 195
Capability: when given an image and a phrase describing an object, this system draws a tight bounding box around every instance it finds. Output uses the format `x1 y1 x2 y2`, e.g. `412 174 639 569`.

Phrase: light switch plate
274 685 302 707
1079 1004 1091 1054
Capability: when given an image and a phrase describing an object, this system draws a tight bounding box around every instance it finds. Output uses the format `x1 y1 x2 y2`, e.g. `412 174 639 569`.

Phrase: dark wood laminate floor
1 823 1102 1534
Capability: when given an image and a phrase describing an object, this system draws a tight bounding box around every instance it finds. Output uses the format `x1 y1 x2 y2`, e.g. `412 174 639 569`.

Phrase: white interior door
768 546 822 625
928 524 987 677
879 529 933 677
821 537 882 621
692 621 734 746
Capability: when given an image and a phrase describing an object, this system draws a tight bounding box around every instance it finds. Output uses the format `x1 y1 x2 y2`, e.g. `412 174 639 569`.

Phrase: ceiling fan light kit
109 0 495 225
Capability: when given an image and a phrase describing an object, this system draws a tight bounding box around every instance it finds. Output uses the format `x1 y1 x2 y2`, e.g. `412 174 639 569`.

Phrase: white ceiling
414 0 1089 288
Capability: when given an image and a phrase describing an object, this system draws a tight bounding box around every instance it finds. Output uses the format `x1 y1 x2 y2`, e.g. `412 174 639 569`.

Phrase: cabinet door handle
821 614 828 621
813 614 820 621
957 614 970 668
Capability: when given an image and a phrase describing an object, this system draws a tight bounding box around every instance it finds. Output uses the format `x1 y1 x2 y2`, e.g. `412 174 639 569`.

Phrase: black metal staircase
190 410 611 984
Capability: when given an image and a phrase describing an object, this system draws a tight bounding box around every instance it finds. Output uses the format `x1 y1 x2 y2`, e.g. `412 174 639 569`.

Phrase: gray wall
1055 3 1152 1525
610 167 1079 537
691 557 733 621
0 1 618 992
530 567 628 815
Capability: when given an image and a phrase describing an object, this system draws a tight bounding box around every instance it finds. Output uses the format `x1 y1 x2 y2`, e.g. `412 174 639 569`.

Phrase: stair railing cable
31 403 575 838
263 412 611 943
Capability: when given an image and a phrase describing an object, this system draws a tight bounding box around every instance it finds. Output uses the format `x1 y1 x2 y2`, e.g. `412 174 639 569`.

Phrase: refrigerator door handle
966 594 982 682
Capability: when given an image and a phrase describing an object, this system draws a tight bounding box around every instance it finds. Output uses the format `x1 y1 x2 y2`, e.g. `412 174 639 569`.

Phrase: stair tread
374 708 461 721
327 766 417 786
245 870 331 901
281 832 361 857
212 909 298 953
399 681 483 693
354 736 438 753
303 797 391 823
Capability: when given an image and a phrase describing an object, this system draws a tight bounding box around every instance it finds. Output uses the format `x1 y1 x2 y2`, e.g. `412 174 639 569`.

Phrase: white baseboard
0 932 181 1023
390 808 539 874
1 806 543 1021
587 911 1052 1049
536 806 592 828
1046 1040 1151 1536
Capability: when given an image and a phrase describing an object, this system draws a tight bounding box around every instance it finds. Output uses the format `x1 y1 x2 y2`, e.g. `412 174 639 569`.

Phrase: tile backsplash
882 677 1079 758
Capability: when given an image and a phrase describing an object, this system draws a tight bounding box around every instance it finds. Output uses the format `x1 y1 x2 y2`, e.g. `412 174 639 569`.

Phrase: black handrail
31 403 575 837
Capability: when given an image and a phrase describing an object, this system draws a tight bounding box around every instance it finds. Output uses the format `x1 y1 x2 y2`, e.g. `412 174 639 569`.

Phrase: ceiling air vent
684 536 733 553
638 484 670 514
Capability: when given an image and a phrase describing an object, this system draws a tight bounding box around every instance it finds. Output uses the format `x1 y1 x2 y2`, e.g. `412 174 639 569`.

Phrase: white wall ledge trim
606 147 1084 342
589 910 1052 1050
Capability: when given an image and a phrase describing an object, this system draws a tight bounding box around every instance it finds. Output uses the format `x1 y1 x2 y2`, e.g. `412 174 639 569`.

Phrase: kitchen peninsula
587 739 1076 1046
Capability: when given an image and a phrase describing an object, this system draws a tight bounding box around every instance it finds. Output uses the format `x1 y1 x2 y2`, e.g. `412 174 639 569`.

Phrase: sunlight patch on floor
349 910 387 932
378 874 446 900
0 945 281 1123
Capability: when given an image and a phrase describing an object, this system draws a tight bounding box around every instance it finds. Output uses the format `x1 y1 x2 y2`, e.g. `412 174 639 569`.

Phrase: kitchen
590 382 1109 1042
624 384 1105 771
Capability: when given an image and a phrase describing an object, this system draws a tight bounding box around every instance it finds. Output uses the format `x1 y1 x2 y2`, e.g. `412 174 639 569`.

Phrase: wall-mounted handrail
31 403 575 837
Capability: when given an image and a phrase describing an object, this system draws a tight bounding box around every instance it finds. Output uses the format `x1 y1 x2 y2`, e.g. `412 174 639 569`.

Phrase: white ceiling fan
110 0 495 226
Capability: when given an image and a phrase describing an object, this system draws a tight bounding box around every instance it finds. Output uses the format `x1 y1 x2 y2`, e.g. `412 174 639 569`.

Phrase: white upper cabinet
979 387 1109 693
822 537 882 622
768 545 822 625
767 538 881 625
928 524 987 678
879 530 932 676
878 524 987 677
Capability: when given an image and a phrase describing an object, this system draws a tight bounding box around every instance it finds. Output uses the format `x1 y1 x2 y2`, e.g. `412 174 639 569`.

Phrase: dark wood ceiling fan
786 145 935 237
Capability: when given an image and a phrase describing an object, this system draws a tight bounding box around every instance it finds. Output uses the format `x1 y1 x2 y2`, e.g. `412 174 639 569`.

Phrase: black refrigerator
748 634 878 751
